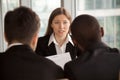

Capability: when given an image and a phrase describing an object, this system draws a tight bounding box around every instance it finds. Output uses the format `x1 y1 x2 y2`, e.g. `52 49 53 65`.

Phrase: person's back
64 14 120 80
64 47 120 80
0 6 64 80
1 45 63 80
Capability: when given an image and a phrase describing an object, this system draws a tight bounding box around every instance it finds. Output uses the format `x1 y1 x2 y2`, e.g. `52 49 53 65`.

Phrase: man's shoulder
0 52 5 59
93 47 120 56
90 47 120 65
0 52 4 54
107 47 120 53
65 47 120 66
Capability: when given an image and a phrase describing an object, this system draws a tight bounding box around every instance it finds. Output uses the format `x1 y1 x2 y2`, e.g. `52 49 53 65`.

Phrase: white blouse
48 33 74 55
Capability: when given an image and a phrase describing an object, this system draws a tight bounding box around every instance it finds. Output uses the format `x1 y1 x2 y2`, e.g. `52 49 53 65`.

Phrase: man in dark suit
0 6 64 80
64 14 120 80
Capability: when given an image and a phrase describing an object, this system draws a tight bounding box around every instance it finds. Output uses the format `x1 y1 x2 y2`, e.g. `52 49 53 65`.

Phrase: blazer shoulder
38 35 50 44
96 47 120 55
108 47 120 53
0 52 5 58
36 35 50 55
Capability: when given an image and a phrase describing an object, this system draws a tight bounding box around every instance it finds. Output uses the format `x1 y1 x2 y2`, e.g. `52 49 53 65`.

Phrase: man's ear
4 32 8 42
100 27 104 37
31 33 38 51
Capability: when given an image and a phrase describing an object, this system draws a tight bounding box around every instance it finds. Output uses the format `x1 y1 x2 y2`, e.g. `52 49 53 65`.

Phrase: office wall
0 0 4 52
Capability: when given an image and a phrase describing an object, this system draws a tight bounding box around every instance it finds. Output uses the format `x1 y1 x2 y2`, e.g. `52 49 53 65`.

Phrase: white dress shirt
6 43 23 51
48 33 74 55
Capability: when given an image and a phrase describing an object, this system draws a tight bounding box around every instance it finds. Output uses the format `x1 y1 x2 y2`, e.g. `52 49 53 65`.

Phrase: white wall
0 0 4 52
63 0 76 20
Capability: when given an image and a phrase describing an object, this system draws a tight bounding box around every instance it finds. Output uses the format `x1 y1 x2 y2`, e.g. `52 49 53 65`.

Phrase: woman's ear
100 27 104 37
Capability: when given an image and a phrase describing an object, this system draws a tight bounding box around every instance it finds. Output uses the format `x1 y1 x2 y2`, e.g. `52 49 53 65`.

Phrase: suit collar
7 43 23 51
5 45 34 55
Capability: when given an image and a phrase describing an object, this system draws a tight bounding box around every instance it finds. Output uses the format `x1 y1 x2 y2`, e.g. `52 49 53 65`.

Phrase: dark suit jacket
64 42 120 80
0 45 64 80
35 35 78 60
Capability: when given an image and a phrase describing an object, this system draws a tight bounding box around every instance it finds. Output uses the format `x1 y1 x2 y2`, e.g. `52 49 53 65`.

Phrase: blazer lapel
48 42 57 56
66 42 77 60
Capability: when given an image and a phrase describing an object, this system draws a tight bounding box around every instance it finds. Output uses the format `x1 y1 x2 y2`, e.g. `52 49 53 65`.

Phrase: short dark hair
45 7 72 36
71 14 101 49
4 6 40 45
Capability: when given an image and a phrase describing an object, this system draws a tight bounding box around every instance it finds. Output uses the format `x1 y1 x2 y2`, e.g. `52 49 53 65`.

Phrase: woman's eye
53 21 69 25
54 22 59 24
63 21 68 24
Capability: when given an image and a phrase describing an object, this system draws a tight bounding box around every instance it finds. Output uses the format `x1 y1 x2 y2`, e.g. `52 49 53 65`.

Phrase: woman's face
51 14 70 38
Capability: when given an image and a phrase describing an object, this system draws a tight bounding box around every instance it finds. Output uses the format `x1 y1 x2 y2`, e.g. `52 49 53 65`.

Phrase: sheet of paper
46 52 71 69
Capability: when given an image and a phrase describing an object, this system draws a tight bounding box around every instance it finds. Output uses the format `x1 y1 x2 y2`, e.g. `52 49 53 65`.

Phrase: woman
35 7 78 60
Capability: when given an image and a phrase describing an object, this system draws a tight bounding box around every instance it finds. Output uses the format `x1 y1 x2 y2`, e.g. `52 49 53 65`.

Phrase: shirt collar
48 33 74 46
7 43 23 50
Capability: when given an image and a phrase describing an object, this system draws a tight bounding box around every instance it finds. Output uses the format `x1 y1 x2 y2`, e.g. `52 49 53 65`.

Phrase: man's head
71 14 104 51
4 6 40 50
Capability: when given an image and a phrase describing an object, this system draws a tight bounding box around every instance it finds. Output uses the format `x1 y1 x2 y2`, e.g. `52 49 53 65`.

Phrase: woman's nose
59 23 64 29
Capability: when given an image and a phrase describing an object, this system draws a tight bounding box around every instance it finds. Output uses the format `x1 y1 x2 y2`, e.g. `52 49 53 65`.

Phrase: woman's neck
54 35 67 47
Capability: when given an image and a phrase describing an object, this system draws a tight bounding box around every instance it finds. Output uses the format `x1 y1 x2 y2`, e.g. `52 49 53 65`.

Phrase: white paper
46 52 71 69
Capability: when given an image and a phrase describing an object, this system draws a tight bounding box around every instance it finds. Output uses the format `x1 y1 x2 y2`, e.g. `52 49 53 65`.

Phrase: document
46 52 71 69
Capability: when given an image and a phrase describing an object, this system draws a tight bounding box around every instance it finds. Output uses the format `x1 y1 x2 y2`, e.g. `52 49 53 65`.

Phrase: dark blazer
0 45 64 80
35 35 78 60
64 42 120 80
